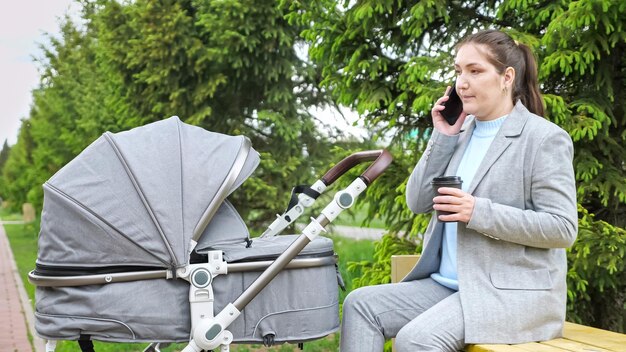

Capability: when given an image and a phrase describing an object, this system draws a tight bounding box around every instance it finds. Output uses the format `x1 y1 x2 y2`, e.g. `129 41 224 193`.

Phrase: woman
340 29 578 351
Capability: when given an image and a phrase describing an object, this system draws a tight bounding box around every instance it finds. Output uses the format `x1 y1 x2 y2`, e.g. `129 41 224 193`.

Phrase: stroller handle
322 149 393 186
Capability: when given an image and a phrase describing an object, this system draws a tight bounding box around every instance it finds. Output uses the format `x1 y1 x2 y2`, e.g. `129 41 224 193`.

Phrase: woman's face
454 43 514 121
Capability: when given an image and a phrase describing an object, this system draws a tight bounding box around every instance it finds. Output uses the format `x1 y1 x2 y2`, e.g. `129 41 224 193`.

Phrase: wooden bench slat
542 337 614 352
470 341 570 352
467 344 530 352
510 342 569 352
563 322 626 352
390 254 421 283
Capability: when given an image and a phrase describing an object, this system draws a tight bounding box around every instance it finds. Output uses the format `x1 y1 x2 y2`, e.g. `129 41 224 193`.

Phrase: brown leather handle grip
322 149 393 186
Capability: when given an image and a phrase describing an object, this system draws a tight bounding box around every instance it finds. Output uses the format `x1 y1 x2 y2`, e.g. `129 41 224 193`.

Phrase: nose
456 76 469 91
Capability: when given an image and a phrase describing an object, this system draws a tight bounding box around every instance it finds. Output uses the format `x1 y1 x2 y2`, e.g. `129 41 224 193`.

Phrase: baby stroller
28 117 392 352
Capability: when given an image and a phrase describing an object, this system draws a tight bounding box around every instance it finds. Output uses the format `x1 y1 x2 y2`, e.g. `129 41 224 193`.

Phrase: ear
503 67 516 88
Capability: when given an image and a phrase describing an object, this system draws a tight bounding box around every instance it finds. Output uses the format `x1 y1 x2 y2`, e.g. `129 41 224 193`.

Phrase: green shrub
567 205 626 332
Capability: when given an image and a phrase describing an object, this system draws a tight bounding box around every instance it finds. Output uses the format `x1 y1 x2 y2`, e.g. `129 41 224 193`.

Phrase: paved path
0 223 44 352
0 221 27 225
328 224 386 240
295 223 387 241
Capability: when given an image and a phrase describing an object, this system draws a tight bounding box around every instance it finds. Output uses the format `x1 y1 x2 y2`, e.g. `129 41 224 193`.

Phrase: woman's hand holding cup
431 176 475 223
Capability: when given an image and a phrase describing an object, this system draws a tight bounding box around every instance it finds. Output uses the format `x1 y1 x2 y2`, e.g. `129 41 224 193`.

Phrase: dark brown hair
456 29 544 117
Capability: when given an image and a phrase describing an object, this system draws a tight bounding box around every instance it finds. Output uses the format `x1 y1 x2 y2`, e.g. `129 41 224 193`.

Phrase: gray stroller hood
37 116 259 272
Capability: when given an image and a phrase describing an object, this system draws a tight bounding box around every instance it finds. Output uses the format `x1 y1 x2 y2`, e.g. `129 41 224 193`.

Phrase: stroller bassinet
28 117 392 351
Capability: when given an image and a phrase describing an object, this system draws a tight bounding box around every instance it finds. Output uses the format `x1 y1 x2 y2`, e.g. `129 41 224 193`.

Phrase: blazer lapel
466 101 529 195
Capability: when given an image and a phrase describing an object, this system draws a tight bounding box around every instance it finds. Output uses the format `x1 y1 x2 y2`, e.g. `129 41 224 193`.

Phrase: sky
0 0 79 146
0 1 364 147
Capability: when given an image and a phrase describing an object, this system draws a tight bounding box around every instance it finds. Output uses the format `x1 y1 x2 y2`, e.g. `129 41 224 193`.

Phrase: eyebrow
454 62 483 68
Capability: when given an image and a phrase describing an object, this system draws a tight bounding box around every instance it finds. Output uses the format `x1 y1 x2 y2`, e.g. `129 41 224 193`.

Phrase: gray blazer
404 101 578 344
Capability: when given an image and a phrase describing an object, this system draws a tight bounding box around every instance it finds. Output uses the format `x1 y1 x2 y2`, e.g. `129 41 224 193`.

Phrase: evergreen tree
0 140 9 174
0 139 11 200
0 0 335 230
540 0 626 331
290 0 626 332
1 120 36 210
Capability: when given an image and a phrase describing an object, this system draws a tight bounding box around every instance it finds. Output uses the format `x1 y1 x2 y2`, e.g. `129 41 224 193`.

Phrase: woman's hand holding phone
431 86 467 135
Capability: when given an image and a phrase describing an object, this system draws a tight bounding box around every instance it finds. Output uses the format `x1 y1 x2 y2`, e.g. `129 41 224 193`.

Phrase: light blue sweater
431 115 508 290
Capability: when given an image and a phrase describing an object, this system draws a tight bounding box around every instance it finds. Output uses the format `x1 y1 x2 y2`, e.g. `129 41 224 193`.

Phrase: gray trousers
340 278 466 352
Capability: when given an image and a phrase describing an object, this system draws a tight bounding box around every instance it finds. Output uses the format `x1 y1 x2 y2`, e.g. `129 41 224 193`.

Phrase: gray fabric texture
196 200 250 249
34 118 339 344
35 237 338 343
38 116 259 268
35 278 191 342
340 278 463 352
202 235 334 262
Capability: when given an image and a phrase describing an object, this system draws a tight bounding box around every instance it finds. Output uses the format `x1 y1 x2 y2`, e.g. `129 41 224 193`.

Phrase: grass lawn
1 208 375 352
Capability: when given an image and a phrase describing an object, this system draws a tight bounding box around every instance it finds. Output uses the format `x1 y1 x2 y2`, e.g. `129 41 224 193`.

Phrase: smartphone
441 83 463 125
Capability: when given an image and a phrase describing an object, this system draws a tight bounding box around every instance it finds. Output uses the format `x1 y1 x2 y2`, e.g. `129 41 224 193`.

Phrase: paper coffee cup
431 176 463 221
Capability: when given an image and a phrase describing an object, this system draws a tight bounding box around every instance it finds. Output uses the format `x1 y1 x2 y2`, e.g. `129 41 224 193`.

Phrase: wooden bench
391 255 626 352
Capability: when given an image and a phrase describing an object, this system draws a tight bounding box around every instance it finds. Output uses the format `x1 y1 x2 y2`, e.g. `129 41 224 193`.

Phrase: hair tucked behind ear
456 29 544 117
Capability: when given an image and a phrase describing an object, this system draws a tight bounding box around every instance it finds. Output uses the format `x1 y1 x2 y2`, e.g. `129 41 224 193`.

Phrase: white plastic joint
208 250 227 275
191 304 240 350
311 179 327 193
302 217 326 241
300 180 326 207
345 178 367 198
321 178 367 222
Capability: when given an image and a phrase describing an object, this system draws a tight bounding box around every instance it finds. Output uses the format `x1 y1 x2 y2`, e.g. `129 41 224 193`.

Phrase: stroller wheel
263 333 275 347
